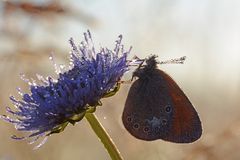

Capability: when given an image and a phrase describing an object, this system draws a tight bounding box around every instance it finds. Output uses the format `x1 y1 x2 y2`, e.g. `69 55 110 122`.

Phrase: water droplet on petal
16 87 23 96
49 56 53 60
59 64 65 70
11 135 25 140
33 136 48 150
20 73 30 83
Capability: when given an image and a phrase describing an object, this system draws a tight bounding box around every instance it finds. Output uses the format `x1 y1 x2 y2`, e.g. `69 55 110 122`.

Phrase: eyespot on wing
157 69 202 143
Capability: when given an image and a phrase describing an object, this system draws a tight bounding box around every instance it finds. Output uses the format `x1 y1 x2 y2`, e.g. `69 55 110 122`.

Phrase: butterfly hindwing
158 69 202 143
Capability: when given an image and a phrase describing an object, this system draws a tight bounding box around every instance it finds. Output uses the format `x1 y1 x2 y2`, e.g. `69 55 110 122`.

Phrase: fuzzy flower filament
1 31 131 147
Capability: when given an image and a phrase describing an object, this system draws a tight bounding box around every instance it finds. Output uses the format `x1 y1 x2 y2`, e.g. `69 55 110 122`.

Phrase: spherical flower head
1 30 131 148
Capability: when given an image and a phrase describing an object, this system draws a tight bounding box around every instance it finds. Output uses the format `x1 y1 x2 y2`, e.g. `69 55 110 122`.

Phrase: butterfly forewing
123 69 175 140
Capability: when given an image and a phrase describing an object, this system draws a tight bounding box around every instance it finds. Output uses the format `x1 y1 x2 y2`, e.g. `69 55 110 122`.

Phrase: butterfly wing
122 69 175 141
122 69 202 143
158 69 202 143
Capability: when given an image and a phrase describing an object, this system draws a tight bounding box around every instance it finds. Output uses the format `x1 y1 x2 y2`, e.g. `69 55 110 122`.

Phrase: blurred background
0 0 240 160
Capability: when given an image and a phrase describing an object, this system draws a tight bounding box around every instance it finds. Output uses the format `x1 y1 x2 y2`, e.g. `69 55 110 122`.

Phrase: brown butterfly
122 55 202 143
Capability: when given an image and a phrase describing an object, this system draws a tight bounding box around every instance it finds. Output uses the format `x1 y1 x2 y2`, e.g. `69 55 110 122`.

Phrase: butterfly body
122 56 202 143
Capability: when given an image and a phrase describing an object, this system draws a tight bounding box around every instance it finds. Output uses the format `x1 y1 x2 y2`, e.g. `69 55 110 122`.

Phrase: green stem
85 113 123 160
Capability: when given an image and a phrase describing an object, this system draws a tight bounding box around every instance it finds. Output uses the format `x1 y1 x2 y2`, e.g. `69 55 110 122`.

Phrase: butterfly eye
162 119 167 125
165 105 172 113
133 123 140 129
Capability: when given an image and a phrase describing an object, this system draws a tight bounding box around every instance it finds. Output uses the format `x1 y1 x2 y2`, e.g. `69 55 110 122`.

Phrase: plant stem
85 113 123 160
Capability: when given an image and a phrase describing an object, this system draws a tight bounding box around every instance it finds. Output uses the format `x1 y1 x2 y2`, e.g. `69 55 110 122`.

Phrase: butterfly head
132 55 158 80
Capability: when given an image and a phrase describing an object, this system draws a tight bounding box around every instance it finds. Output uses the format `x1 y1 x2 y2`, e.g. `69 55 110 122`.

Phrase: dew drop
20 73 30 83
16 87 23 96
49 53 61 74
49 56 53 60
11 135 25 140
59 64 65 70
36 74 48 85
33 136 48 150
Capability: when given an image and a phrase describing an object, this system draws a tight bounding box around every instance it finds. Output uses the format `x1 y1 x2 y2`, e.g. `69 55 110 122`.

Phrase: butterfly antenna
159 56 186 64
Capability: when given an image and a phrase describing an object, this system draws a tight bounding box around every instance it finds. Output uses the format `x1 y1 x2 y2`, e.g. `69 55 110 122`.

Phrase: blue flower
1 30 131 147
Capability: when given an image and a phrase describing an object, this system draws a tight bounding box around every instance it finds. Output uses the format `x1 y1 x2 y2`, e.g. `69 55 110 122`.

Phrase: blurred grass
1 0 240 160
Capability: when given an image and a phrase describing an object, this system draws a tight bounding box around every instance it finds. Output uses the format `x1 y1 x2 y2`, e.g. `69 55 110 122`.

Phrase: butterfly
122 55 202 143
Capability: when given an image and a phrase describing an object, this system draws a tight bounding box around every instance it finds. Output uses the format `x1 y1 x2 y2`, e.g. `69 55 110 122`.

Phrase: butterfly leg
131 58 145 80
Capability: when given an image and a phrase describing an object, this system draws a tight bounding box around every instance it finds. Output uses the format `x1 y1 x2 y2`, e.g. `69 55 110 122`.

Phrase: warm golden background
0 0 240 160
